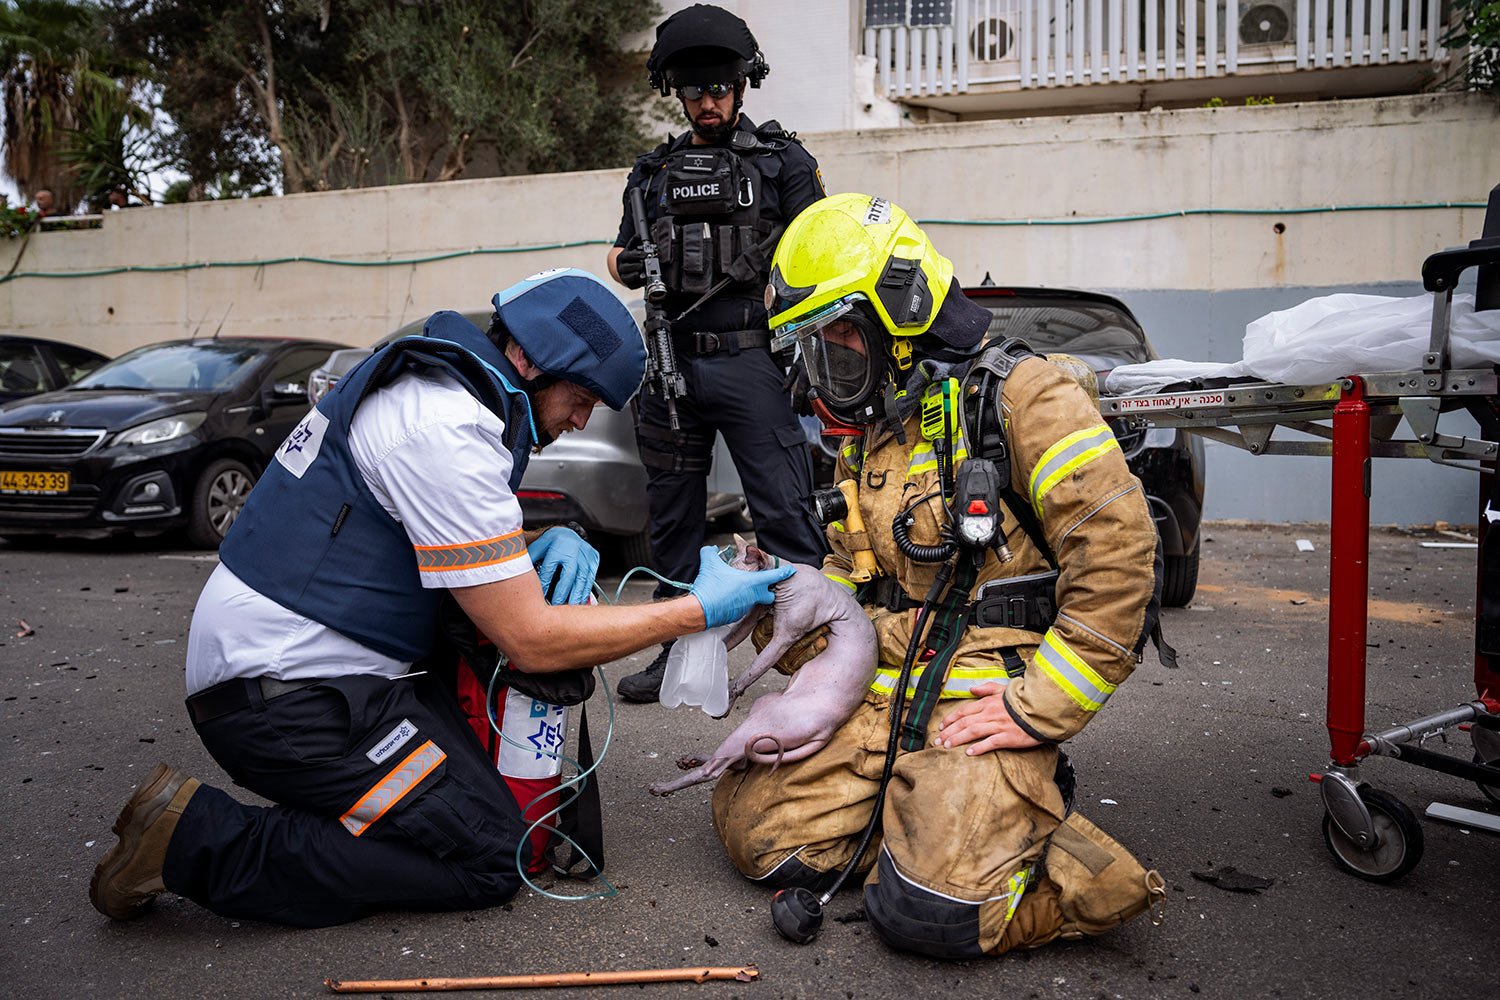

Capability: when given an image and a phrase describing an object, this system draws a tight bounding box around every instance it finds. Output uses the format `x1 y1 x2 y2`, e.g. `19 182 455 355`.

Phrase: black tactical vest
644 122 797 299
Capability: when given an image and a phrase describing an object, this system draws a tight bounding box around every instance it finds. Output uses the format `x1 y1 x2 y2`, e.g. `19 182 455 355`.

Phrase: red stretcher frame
1097 220 1500 880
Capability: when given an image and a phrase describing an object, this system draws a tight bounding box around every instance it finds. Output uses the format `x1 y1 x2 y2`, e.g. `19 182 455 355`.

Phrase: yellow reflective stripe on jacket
906 433 970 477
1033 631 1116 712
1027 425 1119 516
842 444 862 473
824 572 856 592
340 739 446 837
870 664 1010 699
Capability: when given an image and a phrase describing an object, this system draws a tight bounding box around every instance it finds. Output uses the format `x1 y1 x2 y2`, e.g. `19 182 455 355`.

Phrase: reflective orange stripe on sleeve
414 529 527 573
340 739 446 837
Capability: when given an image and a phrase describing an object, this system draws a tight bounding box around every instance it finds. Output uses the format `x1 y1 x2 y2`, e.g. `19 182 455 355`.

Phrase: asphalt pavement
1 522 1495 999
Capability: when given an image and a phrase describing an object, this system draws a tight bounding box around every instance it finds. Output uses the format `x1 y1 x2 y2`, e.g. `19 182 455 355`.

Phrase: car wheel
1161 538 1200 608
618 529 653 571
187 458 256 549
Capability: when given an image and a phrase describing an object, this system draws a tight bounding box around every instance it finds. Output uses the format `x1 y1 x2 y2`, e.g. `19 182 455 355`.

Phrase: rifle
628 188 686 431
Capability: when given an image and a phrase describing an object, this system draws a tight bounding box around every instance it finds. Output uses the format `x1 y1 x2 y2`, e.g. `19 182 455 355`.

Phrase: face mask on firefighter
772 296 886 424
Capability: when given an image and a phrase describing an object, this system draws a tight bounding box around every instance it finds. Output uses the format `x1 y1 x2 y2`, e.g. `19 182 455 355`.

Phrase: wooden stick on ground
325 965 760 993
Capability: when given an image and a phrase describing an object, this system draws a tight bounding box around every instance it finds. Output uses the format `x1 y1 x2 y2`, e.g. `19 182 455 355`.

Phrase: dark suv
964 285 1206 606
0 337 346 547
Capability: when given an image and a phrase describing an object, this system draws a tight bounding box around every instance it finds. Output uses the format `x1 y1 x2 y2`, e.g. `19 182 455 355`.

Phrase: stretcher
1095 191 1500 881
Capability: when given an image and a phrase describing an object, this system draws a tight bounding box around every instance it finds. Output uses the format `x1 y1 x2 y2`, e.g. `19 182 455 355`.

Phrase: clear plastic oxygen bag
659 625 731 717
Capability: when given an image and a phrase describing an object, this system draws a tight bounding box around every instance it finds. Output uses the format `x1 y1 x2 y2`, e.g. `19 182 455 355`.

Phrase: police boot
617 641 674 703
90 762 200 920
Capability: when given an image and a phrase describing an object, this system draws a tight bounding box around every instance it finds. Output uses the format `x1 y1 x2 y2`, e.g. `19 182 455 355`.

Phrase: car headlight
112 412 207 446
307 370 336 405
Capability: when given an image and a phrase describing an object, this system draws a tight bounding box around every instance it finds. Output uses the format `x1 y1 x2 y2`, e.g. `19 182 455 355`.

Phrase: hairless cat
650 538 878 795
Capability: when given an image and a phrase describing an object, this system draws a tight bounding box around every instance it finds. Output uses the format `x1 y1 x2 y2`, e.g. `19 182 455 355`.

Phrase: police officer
711 196 1168 958
609 4 828 703
88 269 793 928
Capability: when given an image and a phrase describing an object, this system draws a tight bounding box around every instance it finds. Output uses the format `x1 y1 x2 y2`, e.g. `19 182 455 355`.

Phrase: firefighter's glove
690 545 795 629
752 614 830 676
529 526 600 606
615 245 647 289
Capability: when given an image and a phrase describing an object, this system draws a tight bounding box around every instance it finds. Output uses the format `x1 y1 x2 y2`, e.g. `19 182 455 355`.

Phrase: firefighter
710 195 1168 957
88 269 793 928
609 4 829 703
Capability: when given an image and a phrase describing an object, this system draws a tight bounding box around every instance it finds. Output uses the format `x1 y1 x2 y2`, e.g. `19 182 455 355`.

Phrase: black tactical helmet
646 4 769 97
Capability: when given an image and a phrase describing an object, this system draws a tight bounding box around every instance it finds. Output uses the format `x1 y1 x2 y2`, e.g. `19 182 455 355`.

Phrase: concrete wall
1 92 1495 523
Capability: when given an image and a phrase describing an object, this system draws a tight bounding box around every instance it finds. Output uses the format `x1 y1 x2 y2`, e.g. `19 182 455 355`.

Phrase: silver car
306 311 748 566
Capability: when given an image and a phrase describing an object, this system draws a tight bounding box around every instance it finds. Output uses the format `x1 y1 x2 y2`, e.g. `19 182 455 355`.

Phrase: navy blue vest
219 311 536 661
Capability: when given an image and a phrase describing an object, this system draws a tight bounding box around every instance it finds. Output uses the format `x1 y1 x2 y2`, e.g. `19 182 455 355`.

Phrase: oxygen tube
484 656 617 903
481 562 697 904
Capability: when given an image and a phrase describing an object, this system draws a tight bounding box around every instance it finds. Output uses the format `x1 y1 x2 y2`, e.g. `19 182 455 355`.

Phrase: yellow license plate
0 470 70 494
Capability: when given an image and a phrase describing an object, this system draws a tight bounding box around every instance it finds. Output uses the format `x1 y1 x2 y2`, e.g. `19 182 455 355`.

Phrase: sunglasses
676 81 736 101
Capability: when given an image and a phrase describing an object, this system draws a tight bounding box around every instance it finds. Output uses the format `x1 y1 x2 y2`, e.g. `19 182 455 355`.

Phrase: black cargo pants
636 344 827 596
162 672 530 927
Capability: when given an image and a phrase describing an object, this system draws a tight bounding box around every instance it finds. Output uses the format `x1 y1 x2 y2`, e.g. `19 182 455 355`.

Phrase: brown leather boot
90 762 200 920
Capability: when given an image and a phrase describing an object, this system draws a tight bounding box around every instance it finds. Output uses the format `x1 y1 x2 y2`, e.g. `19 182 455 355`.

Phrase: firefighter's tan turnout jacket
824 354 1160 739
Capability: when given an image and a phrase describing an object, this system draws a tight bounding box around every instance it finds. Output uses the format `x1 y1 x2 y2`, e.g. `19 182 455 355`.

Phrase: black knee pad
862 850 984 960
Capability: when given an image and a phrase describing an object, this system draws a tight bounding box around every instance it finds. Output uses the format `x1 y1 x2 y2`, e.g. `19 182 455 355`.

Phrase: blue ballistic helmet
491 268 646 409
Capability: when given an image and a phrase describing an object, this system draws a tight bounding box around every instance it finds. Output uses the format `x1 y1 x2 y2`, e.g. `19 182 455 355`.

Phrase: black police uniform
614 114 828 593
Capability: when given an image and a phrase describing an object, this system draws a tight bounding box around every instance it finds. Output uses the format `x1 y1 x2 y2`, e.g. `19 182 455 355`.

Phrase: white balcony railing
862 0 1450 96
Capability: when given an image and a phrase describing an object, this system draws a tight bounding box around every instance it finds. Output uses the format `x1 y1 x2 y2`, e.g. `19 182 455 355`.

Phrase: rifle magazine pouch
1042 811 1164 939
680 222 713 295
650 216 677 266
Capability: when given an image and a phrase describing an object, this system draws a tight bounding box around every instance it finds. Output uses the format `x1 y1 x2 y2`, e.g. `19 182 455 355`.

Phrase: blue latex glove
688 545 795 629
528 526 600 606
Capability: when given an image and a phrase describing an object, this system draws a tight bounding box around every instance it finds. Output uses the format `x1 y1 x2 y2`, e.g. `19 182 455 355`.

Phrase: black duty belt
673 328 771 357
863 571 1059 633
185 675 324 726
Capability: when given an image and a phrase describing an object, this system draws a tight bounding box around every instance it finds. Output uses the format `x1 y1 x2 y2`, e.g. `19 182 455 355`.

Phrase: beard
516 376 559 450
683 98 741 142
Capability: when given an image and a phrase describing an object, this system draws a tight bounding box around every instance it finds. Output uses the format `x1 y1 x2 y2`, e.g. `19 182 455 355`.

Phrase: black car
0 337 347 547
0 335 109 403
964 284 1206 606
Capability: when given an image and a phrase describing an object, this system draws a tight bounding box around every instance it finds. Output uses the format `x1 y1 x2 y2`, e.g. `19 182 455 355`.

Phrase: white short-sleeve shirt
185 370 535 695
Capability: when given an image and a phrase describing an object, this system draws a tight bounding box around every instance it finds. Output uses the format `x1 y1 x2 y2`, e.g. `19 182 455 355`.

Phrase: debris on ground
15 620 34 638
1190 866 1275 893
834 906 867 924
1271 787 1294 798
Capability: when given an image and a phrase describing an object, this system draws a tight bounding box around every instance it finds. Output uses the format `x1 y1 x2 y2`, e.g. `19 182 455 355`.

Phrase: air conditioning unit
1239 0 1296 45
969 15 1018 61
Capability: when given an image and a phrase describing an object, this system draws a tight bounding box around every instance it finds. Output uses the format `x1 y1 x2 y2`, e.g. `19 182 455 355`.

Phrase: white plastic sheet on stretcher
1081 205 1500 883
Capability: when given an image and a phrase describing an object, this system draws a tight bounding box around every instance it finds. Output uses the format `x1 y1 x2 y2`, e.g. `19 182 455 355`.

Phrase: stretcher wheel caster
1321 786 1424 882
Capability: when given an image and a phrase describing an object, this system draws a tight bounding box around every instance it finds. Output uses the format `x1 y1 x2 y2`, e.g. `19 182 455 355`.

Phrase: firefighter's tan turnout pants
712 691 1161 957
